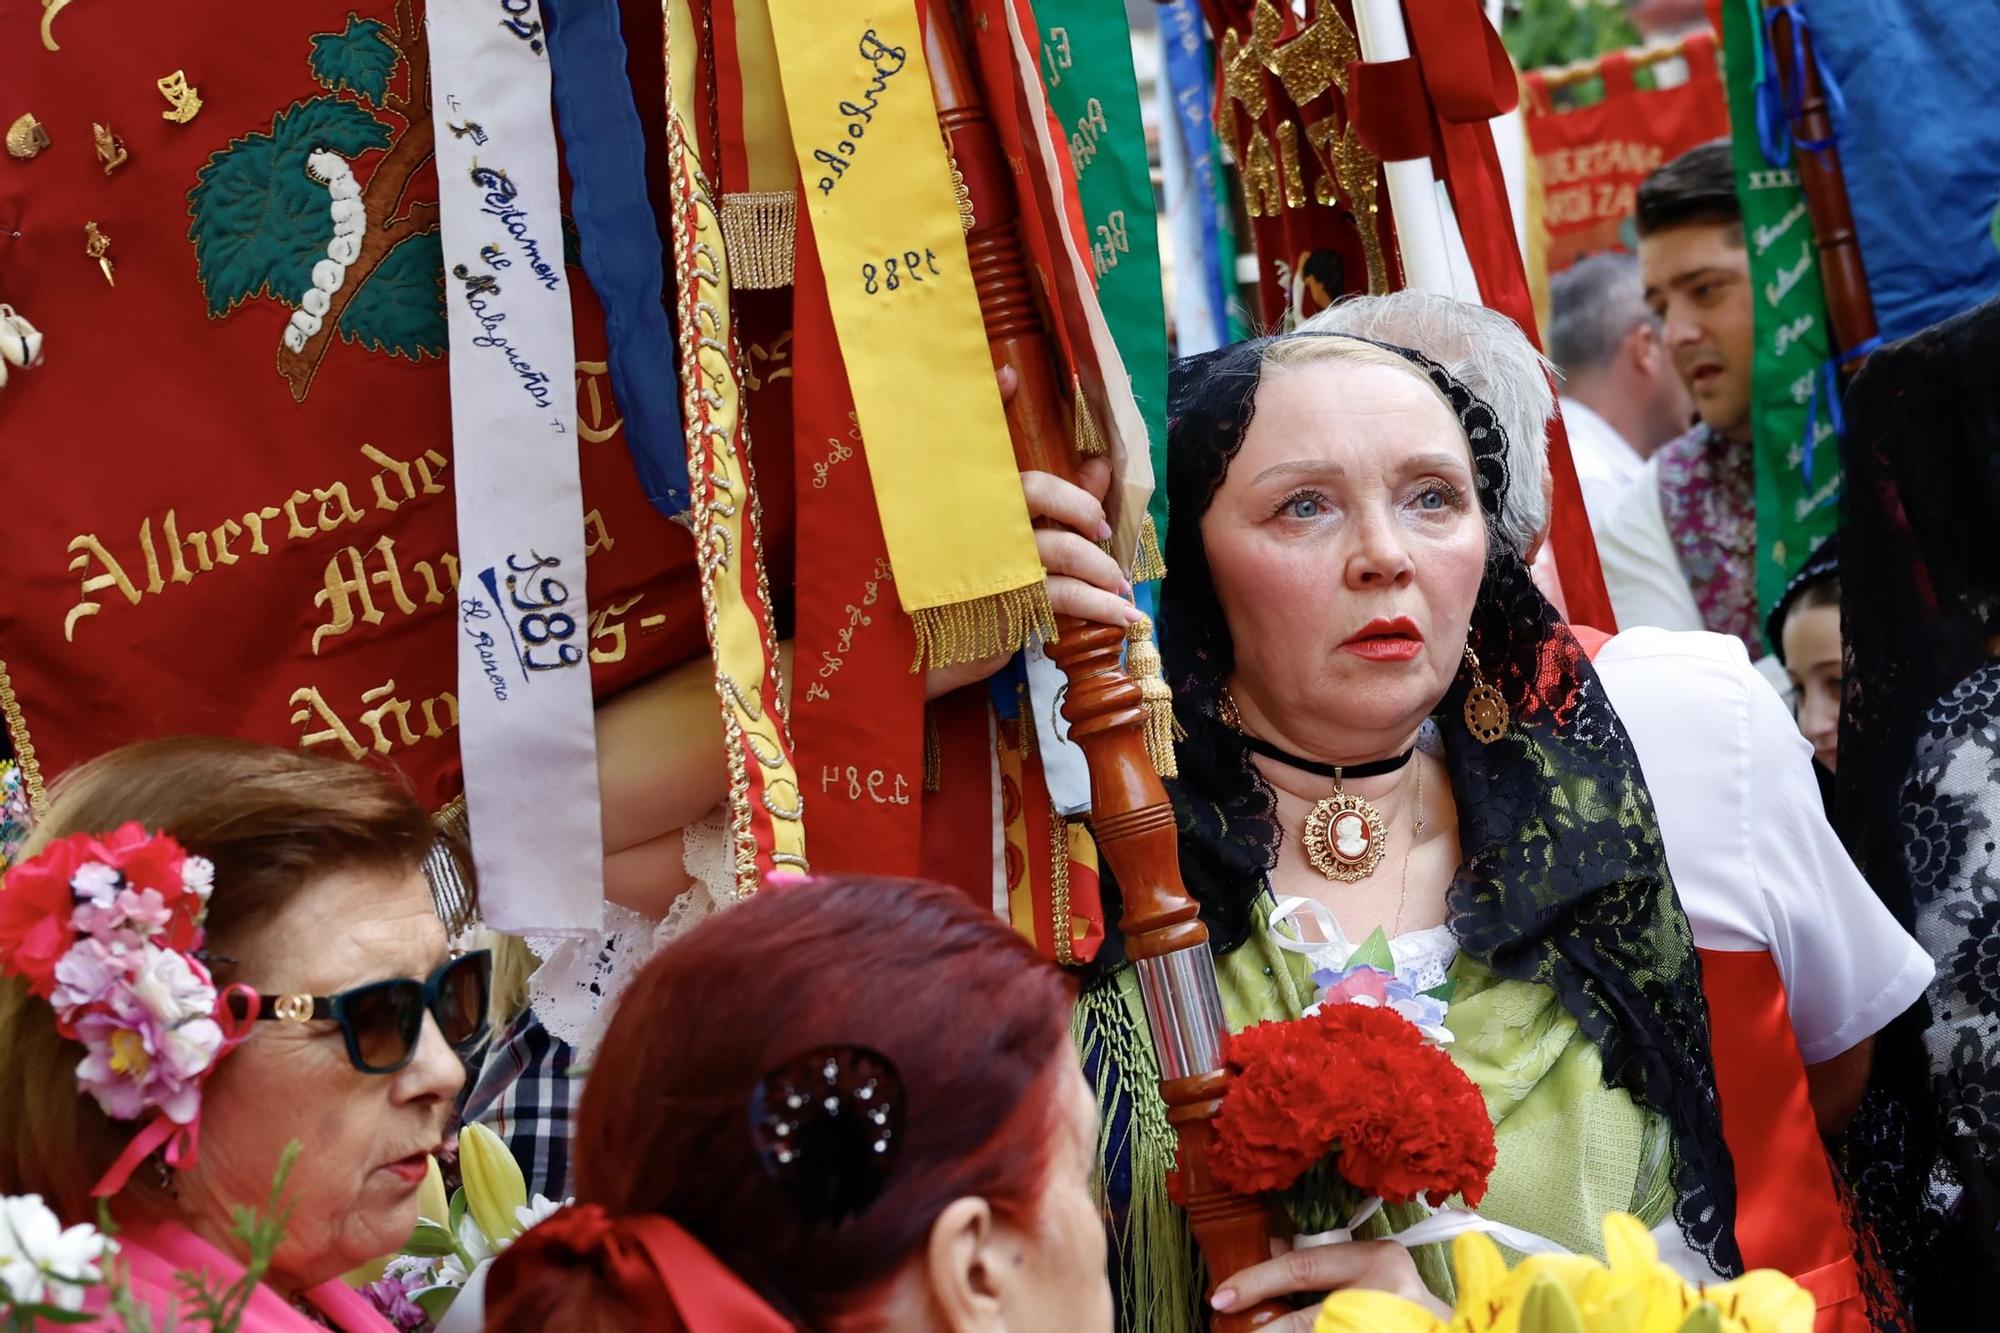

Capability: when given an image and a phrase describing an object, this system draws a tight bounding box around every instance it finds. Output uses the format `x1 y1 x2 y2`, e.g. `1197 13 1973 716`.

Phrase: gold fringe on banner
719 190 798 289
909 583 1058 671
1124 613 1179 779
1073 377 1109 457
1132 513 1167 583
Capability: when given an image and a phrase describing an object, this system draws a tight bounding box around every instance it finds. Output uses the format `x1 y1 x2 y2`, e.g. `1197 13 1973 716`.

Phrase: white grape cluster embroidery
283 149 367 354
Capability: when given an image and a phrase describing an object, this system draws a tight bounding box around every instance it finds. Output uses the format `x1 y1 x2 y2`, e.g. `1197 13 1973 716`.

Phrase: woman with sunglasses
0 736 490 1331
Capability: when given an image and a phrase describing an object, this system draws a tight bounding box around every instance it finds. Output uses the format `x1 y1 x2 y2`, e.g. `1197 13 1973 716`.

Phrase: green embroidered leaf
1424 978 1458 1004
308 15 400 105
1348 927 1396 973
187 97 392 317
340 229 446 359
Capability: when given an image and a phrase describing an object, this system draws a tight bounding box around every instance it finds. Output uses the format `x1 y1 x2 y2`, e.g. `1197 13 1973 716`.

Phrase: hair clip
748 1045 903 1224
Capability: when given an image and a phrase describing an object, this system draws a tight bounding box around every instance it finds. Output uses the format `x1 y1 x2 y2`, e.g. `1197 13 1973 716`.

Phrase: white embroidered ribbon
1296 1197 1574 1258
430 0 603 935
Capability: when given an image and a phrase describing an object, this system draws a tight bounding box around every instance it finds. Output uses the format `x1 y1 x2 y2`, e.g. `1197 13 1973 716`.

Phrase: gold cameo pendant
1303 790 1388 883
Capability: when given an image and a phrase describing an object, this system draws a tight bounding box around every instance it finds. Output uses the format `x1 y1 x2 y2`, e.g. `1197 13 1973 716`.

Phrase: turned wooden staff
1761 0 1878 365
922 5 1284 1327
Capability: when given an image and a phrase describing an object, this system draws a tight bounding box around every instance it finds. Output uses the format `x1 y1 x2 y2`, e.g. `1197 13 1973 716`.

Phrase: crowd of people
2 138 1998 1332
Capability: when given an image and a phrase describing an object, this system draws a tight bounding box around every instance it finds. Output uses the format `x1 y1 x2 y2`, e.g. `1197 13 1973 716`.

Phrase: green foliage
1349 927 1396 972
96 1143 302 1333
170 1142 302 1333
402 1222 458 1259
1501 0 1641 75
338 230 447 359
308 15 400 106
187 98 392 316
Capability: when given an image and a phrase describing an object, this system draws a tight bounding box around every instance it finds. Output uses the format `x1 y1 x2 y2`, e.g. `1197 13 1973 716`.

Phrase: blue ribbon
543 0 691 519
1752 0 1849 169
1160 0 1233 338
1798 335 1880 493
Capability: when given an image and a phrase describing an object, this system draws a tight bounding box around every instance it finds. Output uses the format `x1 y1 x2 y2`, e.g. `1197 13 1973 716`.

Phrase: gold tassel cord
1073 376 1110 457
1132 514 1167 584
1125 614 1179 779
909 583 1059 671
719 191 798 289
1049 805 1074 966
923 706 943 793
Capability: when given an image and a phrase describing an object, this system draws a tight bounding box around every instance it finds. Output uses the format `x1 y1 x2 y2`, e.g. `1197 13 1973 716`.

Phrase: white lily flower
0 1194 115 1312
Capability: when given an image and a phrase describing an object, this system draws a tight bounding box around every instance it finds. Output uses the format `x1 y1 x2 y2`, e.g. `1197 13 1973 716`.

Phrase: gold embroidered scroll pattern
807 556 892 703
0 654 44 815
811 413 860 490
669 105 807 892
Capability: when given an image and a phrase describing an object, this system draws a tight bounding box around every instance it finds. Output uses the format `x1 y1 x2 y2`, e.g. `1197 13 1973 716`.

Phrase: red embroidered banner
1525 35 1729 273
0 0 790 820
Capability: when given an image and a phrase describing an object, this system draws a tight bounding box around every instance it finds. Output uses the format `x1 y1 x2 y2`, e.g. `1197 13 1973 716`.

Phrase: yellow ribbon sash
766 0 1052 668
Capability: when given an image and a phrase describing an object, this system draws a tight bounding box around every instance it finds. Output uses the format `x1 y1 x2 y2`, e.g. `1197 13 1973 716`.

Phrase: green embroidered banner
1722 0 1840 622
1036 0 1171 549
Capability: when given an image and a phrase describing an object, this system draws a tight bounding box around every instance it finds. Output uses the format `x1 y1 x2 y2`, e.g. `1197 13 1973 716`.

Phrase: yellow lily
458 1122 528 1246
416 1153 450 1230
1310 1215 1812 1333
1314 1288 1448 1333
1699 1270 1815 1333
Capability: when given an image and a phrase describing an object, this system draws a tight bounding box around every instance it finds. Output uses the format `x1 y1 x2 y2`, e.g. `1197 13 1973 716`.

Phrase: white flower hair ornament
0 823 254 1197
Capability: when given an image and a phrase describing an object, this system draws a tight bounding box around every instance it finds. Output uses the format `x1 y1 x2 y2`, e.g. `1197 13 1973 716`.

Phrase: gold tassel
1131 514 1167 584
1049 804 1074 966
909 583 1058 671
1125 613 1178 779
1073 376 1110 457
923 706 943 793
718 191 797 289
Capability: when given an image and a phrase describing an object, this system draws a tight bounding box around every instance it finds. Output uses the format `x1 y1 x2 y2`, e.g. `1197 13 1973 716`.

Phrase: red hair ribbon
92 982 260 1198
490 1204 793 1332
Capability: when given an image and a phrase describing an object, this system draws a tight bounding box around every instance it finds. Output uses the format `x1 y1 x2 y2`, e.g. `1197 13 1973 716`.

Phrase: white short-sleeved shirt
1592 627 1935 1064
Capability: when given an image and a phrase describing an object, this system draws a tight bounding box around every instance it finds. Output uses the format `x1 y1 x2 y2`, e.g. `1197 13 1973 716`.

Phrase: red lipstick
1341 617 1424 663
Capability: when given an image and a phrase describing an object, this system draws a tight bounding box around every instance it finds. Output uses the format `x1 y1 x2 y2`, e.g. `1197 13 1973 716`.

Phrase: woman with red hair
482 874 1109 1332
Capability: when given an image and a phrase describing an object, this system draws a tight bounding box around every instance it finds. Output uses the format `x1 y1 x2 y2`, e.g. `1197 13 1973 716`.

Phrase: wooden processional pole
922 4 1285 1327
1760 0 1878 363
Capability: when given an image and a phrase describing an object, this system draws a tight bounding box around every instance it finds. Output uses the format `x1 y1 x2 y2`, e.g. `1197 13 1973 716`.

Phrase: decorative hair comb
748 1045 904 1224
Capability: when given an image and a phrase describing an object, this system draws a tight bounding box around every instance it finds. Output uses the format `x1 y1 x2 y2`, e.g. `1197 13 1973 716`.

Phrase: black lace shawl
1838 298 2000 933
1154 332 1743 1275
1836 298 2000 1310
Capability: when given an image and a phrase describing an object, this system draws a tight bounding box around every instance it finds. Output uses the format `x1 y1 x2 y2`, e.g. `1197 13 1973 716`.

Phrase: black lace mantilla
1154 332 1744 1275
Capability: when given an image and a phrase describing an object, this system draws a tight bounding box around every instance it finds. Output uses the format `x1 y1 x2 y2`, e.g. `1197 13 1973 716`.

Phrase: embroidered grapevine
187 2 443 401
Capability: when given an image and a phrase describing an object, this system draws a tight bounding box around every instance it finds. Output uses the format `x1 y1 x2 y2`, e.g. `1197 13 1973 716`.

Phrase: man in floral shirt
1596 141 1762 656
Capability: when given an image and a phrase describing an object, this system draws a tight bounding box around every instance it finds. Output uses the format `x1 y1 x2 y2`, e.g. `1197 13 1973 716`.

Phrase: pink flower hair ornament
0 823 255 1197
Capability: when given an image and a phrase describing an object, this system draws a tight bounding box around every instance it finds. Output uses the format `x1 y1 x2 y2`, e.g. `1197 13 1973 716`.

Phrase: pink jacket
82 1218 395 1332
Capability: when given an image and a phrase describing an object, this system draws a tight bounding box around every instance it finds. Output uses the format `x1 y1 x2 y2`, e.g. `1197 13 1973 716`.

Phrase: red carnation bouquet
1201 1001 1496 1222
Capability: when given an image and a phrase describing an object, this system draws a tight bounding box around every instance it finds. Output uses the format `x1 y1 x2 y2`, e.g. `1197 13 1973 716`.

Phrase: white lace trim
525 807 732 1057
1267 896 1461 992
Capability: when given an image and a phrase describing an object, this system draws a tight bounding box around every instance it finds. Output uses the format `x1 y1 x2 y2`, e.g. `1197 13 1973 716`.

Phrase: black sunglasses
237 950 492 1074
